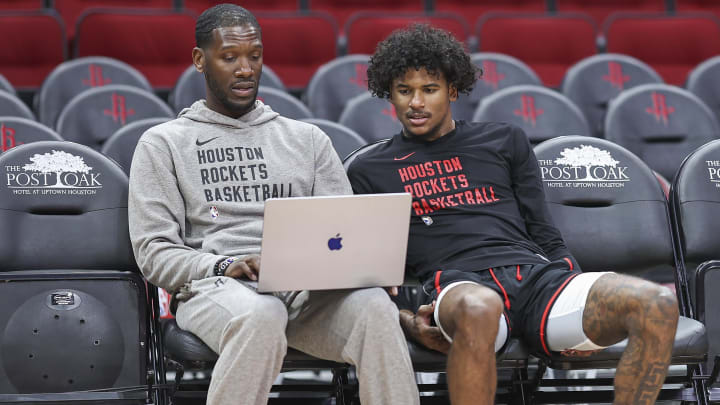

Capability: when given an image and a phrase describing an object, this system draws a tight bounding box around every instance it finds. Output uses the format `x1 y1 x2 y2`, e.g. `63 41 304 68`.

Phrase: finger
388 286 398 296
246 255 261 273
417 304 434 317
235 262 256 281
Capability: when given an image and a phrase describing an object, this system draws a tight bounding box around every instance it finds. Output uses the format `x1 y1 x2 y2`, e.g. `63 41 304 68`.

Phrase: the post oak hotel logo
538 145 630 189
4 150 102 196
705 159 720 188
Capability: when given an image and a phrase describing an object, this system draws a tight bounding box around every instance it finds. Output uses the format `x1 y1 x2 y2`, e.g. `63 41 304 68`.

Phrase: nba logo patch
210 206 219 219
421 216 433 226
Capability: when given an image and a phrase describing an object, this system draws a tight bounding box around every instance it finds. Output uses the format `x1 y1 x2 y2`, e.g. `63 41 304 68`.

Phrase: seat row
1 135 719 403
2 8 719 89
7 0 720 35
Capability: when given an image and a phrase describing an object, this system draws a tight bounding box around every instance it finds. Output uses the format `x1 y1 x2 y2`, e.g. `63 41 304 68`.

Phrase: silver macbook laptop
258 193 412 292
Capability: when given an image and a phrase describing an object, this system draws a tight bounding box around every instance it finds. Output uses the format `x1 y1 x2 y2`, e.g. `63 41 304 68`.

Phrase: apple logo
328 233 343 251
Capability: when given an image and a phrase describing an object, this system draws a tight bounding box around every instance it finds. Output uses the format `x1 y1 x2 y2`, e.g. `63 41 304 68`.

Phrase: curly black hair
367 24 478 100
196 4 261 49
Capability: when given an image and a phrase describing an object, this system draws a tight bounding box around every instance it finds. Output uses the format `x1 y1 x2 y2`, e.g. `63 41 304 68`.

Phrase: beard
204 70 258 117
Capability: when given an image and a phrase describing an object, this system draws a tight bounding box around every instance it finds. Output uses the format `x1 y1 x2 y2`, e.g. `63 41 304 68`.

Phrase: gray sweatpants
175 276 420 405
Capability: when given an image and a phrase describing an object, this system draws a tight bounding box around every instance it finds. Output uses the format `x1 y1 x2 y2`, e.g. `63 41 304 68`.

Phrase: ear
192 47 205 73
449 85 458 102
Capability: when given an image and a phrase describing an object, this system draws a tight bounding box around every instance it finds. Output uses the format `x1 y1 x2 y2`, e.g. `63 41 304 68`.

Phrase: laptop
257 193 412 292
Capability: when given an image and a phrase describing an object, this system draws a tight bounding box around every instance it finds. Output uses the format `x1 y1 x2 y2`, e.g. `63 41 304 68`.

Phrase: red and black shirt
346 121 579 282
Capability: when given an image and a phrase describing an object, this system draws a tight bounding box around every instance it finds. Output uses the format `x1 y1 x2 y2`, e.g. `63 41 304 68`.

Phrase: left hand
385 286 399 296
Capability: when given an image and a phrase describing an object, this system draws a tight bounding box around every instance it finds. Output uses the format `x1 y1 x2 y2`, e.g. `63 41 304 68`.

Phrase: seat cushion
548 316 707 369
162 319 347 370
408 337 529 372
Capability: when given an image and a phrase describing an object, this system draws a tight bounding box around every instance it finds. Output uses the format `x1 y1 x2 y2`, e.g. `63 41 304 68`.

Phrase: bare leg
582 273 679 405
400 283 503 405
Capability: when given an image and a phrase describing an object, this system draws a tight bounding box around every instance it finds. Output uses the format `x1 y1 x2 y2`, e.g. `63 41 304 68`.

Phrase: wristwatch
214 256 238 277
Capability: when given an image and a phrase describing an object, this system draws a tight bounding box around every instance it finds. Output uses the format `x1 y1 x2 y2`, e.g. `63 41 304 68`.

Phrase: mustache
406 111 430 118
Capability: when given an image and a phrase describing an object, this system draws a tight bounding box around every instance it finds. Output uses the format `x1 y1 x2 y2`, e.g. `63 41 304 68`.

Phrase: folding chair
532 135 708 403
0 140 162 404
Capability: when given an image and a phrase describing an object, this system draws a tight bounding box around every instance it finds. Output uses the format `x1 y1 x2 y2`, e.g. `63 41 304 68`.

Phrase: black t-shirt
346 121 578 282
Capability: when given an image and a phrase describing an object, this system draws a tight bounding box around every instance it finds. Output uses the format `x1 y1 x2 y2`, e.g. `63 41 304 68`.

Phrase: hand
399 303 451 354
224 254 261 281
385 286 399 296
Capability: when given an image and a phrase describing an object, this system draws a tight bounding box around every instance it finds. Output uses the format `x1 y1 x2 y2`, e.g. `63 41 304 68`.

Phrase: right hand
224 254 261 281
399 303 451 354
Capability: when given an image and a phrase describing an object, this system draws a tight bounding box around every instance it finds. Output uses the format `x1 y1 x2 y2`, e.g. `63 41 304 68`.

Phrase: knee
354 288 399 322
453 292 504 341
224 297 289 340
631 282 679 331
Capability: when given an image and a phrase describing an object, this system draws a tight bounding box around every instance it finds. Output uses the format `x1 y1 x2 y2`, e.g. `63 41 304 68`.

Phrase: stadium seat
0 91 35 120
253 12 338 89
0 10 66 89
455 52 542 121
533 135 708 402
301 118 366 160
344 12 472 55
0 140 161 404
433 0 547 31
476 12 598 87
671 139 720 382
0 73 15 95
100 117 169 175
603 13 720 85
35 56 152 128
555 0 667 26
562 53 663 138
309 0 423 30
604 83 720 181
0 117 62 154
473 84 591 144
338 93 402 142
257 87 312 120
687 56 720 125
183 0 300 14
55 84 174 150
74 8 196 89
169 64 285 113
304 54 371 122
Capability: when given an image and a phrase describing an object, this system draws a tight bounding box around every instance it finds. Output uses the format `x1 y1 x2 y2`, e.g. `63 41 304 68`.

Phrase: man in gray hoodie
128 4 419 405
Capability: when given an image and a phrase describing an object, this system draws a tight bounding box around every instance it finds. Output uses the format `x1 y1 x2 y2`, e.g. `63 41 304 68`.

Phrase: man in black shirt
346 24 679 405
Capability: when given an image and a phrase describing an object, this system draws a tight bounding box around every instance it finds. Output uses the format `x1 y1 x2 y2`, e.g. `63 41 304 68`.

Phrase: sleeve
509 127 580 271
310 126 353 196
128 137 225 293
346 156 375 195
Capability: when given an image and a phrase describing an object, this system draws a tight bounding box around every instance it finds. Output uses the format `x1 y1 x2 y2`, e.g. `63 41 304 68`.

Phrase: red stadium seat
555 0 666 26
345 12 471 55
434 0 547 29
254 12 338 89
183 0 300 14
53 0 173 41
74 8 196 89
603 13 720 85
309 0 423 31
0 10 66 89
476 13 598 87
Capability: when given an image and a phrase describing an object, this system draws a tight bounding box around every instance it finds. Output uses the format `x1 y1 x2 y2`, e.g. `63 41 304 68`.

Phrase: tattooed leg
582 273 679 405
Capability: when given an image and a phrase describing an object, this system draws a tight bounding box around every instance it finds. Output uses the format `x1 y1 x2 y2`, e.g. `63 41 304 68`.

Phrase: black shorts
421 259 581 356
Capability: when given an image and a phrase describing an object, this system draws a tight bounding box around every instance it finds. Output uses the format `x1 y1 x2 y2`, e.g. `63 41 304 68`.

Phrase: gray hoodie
128 100 352 293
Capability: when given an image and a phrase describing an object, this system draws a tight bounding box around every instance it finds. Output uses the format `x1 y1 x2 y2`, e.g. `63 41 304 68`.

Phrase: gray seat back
257 86 312 120
305 54 371 121
474 84 591 144
56 84 174 150
0 90 34 120
605 83 720 181
0 117 62 154
339 93 402 142
101 117 170 175
562 53 663 137
687 55 720 126
301 118 367 160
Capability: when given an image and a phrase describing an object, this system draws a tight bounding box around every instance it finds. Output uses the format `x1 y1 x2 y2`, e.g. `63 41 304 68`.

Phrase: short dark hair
367 24 478 99
195 3 261 49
